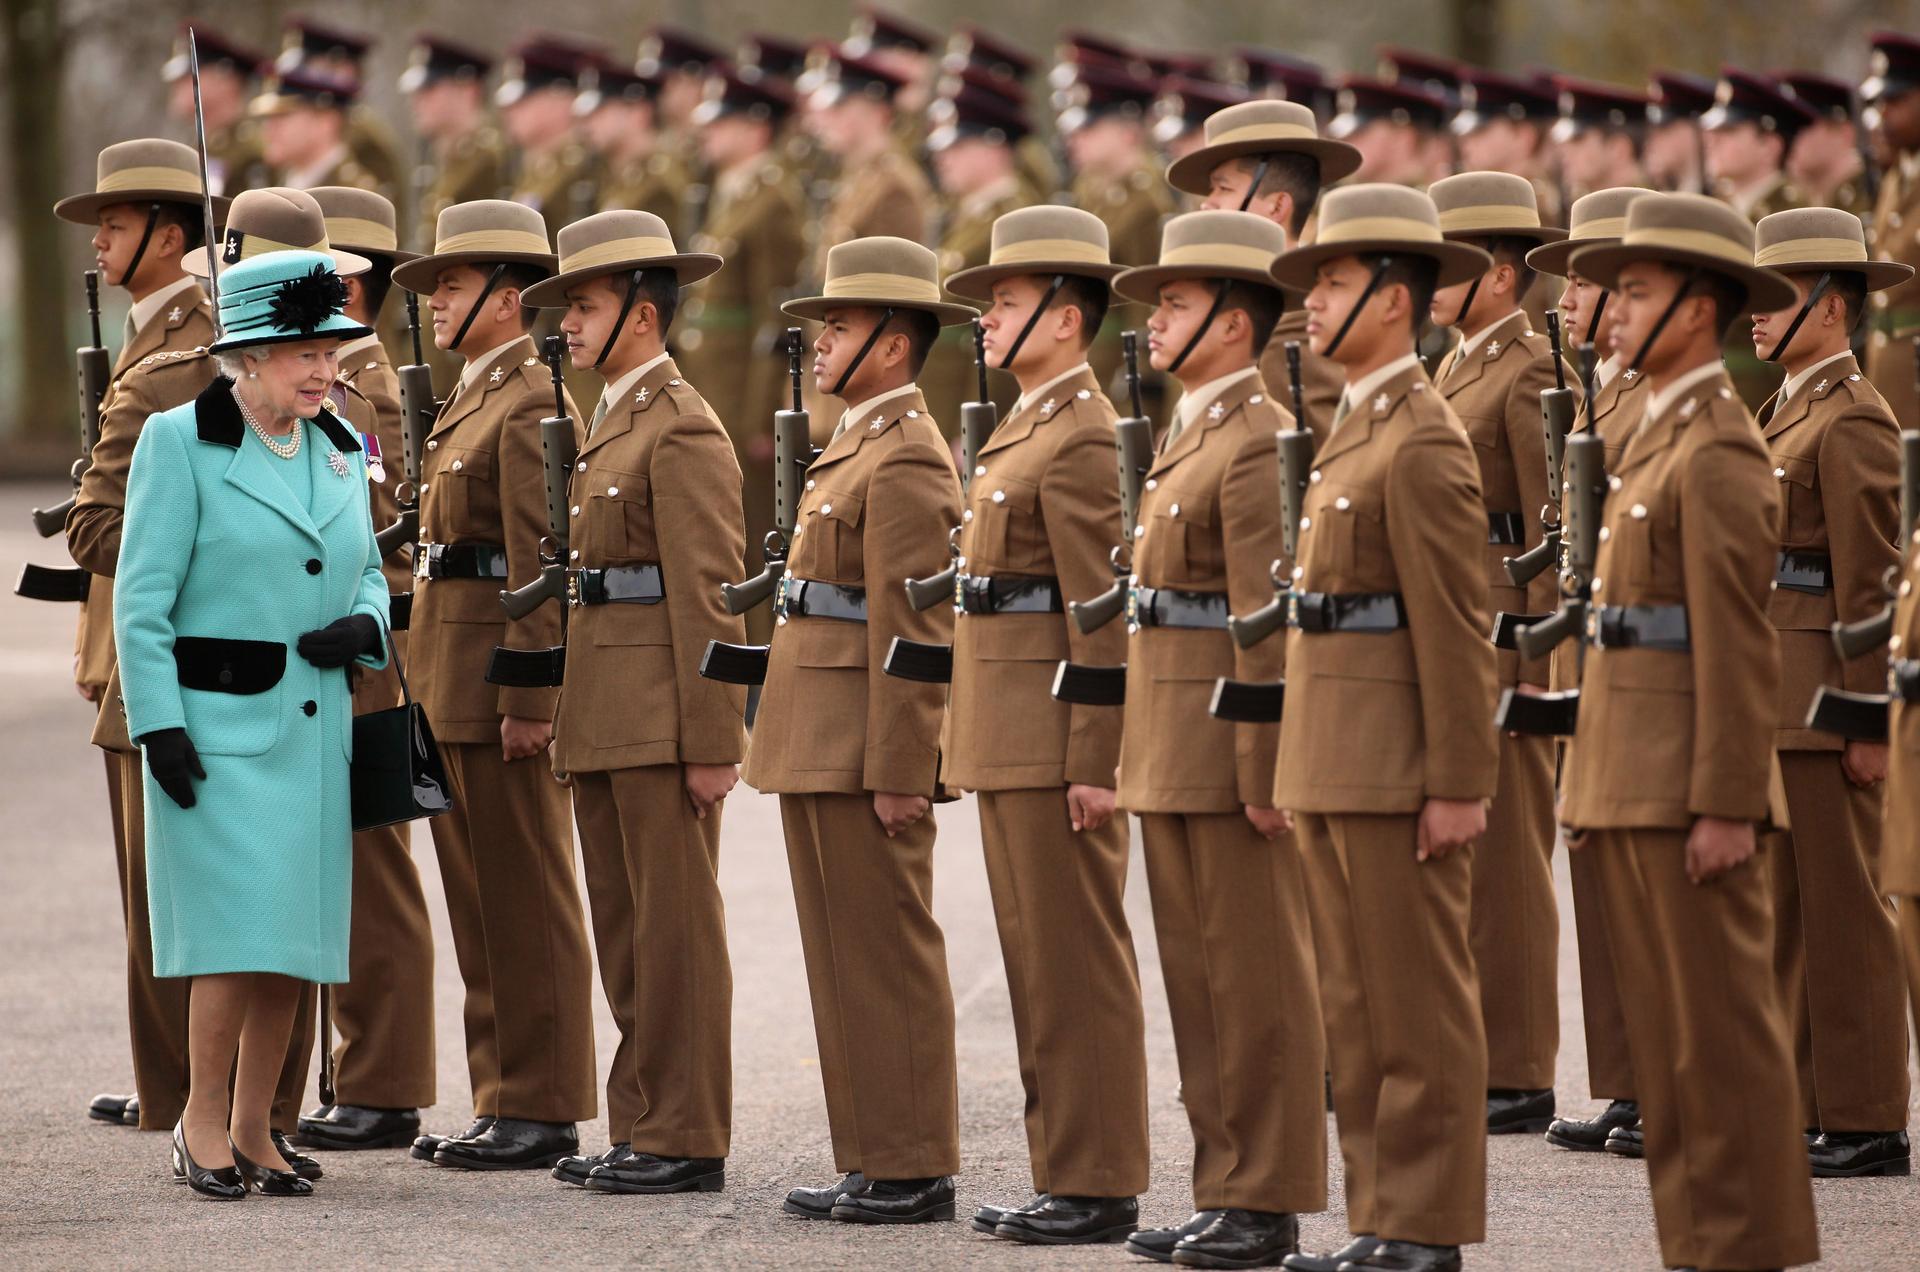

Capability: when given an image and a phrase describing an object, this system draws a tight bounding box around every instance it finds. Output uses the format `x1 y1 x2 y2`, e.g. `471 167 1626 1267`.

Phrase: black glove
296 614 383 669
141 728 205 810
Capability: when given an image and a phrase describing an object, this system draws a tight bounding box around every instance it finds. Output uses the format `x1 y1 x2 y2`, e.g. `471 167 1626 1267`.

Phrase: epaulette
1034 387 1095 424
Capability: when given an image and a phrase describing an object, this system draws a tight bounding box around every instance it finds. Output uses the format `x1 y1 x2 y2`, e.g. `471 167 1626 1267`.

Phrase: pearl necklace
233 384 302 459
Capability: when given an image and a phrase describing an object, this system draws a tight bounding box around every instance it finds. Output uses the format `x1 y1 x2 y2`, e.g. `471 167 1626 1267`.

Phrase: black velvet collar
194 375 361 454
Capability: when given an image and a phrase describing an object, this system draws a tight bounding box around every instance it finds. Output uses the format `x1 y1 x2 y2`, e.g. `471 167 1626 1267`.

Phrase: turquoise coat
114 379 389 983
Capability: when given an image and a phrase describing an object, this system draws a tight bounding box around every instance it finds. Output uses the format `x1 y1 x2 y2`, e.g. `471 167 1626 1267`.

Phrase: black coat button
302 700 317 717
305 558 322 575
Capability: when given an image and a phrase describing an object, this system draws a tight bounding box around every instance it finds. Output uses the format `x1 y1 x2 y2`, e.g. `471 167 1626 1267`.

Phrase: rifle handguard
499 559 567 621
1514 602 1584 663
374 507 419 559
1831 606 1894 661
1804 686 1890 742
30 497 74 539
1503 527 1560 587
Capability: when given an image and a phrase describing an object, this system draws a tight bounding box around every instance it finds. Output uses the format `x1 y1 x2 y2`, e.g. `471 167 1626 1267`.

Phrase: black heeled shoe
171 1123 244 1200
232 1140 314 1197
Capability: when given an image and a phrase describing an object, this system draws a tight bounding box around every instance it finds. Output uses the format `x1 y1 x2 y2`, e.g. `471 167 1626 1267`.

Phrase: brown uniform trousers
1561 367 1818 1271
1762 356 1910 1132
549 360 748 1156
742 387 962 1178
1882 543 1920 1036
1117 370 1326 1214
411 335 596 1123
1865 159 1920 430
940 369 1148 1197
1435 311 1568 1093
1275 362 1499 1246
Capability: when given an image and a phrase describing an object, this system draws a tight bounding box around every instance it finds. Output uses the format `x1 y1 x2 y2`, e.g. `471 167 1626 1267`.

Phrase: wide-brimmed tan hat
391 199 558 293
308 185 417 264
1164 99 1363 196
782 236 978 325
944 206 1125 301
1527 186 1651 277
182 186 369 278
520 210 722 306
1112 211 1291 305
53 139 232 225
1569 192 1797 313
1267 184 1493 291
1754 206 1914 293
1429 171 1565 244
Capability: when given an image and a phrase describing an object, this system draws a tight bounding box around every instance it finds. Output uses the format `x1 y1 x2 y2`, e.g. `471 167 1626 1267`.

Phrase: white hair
213 345 270 380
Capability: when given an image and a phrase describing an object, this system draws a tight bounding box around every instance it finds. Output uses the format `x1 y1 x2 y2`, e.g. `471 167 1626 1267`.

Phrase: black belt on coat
1487 511 1527 545
957 573 1064 615
1128 585 1229 629
776 576 868 622
1893 658 1920 704
1286 590 1408 634
1586 604 1691 651
1774 550 1833 595
569 563 664 606
415 542 509 581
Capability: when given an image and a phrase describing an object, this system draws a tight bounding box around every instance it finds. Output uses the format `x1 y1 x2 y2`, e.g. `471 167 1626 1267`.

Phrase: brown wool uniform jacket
1260 308 1343 443
810 148 934 282
1115 372 1290 815
1765 356 1901 750
411 337 581 742
1866 160 1920 430
1273 363 1501 815
1881 546 1920 896
941 368 1126 791
1561 369 1785 830
1434 311 1571 687
336 339 412 599
550 359 748 773
742 389 961 798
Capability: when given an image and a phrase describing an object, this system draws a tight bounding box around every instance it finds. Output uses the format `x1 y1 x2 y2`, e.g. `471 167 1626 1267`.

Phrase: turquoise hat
206 249 372 354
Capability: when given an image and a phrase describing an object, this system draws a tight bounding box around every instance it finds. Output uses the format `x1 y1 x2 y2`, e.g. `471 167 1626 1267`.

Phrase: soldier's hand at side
1067 783 1116 832
685 763 739 819
501 714 553 763
1684 815 1755 883
77 681 99 703
1416 797 1486 862
1842 741 1890 788
1245 804 1290 840
873 791 930 838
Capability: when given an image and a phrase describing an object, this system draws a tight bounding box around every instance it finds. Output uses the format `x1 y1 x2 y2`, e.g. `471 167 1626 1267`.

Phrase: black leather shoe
1487 1087 1554 1134
555 1142 631 1186
271 1131 323 1181
995 1194 1137 1244
90 1092 139 1126
1545 1099 1637 1152
1282 1235 1380 1271
233 1140 314 1197
1173 1209 1299 1268
830 1175 957 1224
412 1116 495 1162
172 1123 244 1200
973 1193 1046 1234
1809 1130 1911 1177
433 1118 578 1171
783 1172 865 1219
1336 1239 1461 1271
293 1104 420 1151
1603 1123 1644 1158
585 1152 725 1194
1131 1211 1228 1263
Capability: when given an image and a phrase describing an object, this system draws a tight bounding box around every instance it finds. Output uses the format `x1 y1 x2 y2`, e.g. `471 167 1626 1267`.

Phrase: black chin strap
1586 288 1610 349
117 203 162 289
449 263 508 354
1322 255 1395 360
997 274 1068 370
1763 270 1834 364
831 305 898 398
1625 267 1703 376
1237 156 1273 213
595 268 648 370
1167 280 1234 376
1450 275 1483 332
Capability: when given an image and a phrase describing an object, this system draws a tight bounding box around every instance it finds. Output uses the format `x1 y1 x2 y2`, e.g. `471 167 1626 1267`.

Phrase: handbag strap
373 612 417 708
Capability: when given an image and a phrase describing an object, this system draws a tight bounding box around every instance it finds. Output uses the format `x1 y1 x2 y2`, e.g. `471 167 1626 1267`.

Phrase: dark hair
1233 151 1323 238
498 261 550 329
1361 253 1441 333
153 203 207 254
1830 271 1868 334
1477 235 1537 309
1050 274 1111 350
604 266 682 337
1220 280 1285 353
888 308 942 375
357 258 396 319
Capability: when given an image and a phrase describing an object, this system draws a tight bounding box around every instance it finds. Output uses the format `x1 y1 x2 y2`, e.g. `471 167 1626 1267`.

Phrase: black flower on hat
267 264 350 335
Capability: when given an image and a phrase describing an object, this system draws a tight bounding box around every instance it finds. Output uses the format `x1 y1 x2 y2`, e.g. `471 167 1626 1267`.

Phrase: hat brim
54 191 231 227
390 250 558 294
183 243 372 279
520 253 725 307
780 294 979 326
1164 136 1364 196
1267 238 1494 293
944 260 1126 302
1758 258 1917 294
206 314 373 354
1567 242 1800 314
1110 263 1288 307
1526 236 1618 278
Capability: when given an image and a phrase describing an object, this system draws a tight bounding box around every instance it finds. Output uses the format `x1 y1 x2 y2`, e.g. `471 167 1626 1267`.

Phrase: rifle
483 335 575 688
900 319 997 618
1496 432 1608 735
31 271 110 539
1501 310 1574 591
1053 331 1151 706
374 292 435 560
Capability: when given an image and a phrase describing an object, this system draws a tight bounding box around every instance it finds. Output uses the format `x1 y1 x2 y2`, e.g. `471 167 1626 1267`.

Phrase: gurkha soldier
1110 211 1326 1268
520 212 748 1196
161 26 271 199
1780 72 1876 218
939 208 1148 1246
741 238 967 1226
1268 186 1501 1272
1166 99 1363 440
289 188 440 1154
402 37 511 253
1861 31 1920 433
1748 208 1912 1177
391 201 597 1171
251 67 387 200
1559 193 1819 1272
273 17 408 205
578 56 689 235
499 36 602 247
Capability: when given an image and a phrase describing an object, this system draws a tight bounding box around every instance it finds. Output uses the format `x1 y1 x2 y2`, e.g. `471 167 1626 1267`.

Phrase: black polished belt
570 563 664 606
1893 658 1920 704
1487 512 1527 545
1128 585 1230 629
957 573 1064 615
776 575 868 623
1587 604 1691 651
415 542 509 581
1774 550 1833 595
1286 590 1408 634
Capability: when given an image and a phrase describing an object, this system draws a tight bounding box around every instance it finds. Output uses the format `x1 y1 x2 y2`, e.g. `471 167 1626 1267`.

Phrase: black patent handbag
350 624 453 830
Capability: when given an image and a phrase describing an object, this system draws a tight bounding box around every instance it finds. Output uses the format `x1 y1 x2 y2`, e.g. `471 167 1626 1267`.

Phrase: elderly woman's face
249 339 341 421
